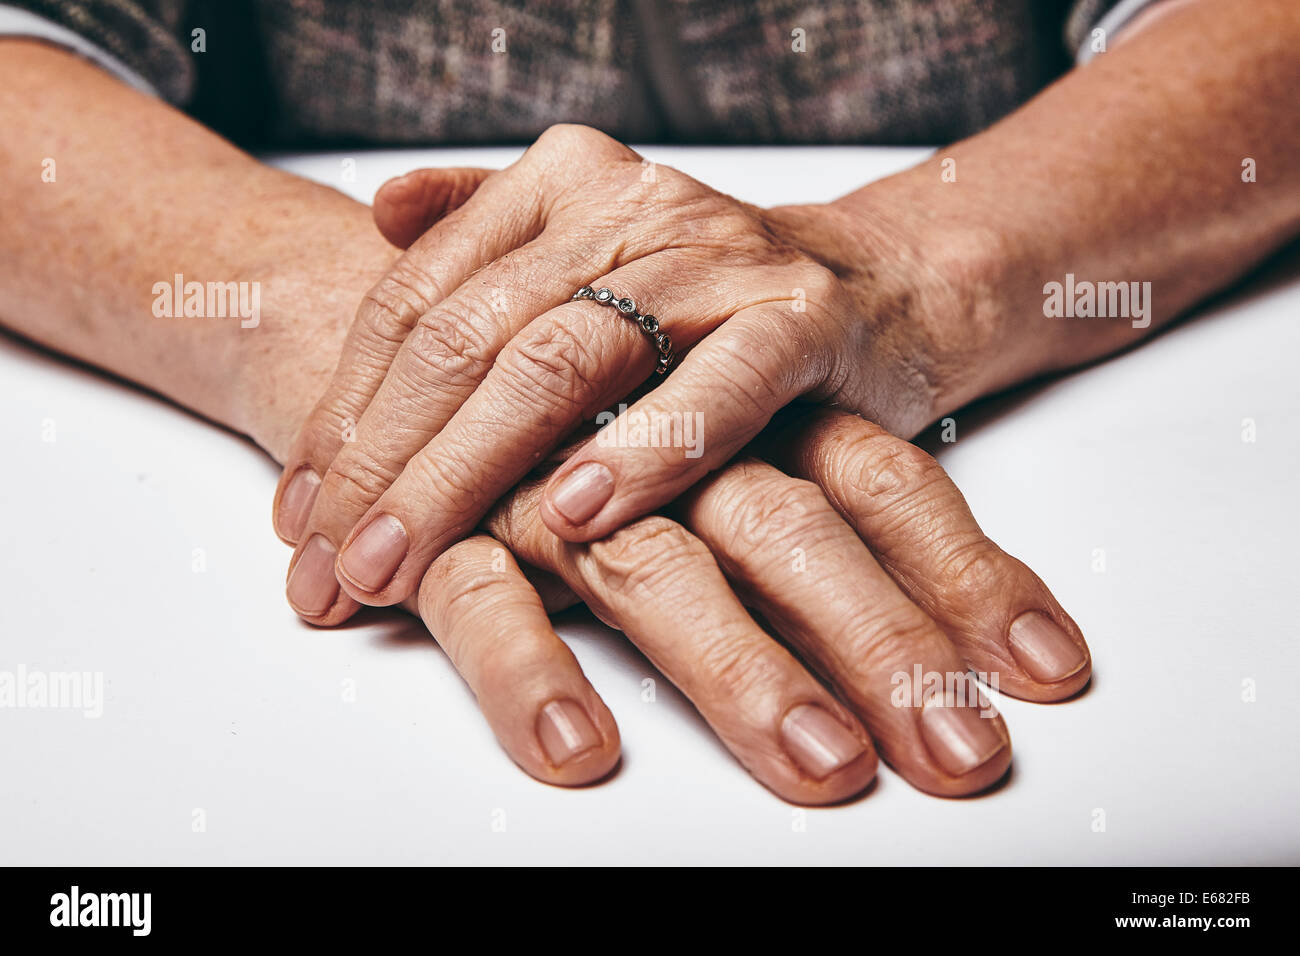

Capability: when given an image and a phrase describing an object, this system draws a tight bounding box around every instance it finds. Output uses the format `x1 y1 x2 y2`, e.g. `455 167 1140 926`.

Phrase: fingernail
920 699 1006 777
287 534 340 615
339 514 408 592
1008 611 1086 683
536 699 602 766
548 462 615 525
781 703 867 780
277 468 321 542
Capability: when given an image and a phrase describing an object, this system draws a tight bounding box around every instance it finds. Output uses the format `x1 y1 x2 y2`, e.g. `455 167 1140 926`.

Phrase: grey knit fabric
11 0 1128 146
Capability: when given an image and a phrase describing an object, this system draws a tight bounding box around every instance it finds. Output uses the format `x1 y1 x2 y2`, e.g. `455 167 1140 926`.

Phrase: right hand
272 129 971 621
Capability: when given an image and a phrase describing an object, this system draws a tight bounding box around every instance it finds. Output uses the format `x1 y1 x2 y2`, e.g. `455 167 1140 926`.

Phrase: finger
280 140 654 623
416 535 620 785
283 530 363 623
271 153 548 547
539 293 842 542
328 256 834 610
319 252 709 608
287 239 629 621
324 300 639 609
673 459 1012 797
371 167 496 249
768 410 1092 701
481 482 879 805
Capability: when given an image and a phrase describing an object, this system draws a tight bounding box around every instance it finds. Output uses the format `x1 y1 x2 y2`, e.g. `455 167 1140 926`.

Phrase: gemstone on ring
571 285 675 375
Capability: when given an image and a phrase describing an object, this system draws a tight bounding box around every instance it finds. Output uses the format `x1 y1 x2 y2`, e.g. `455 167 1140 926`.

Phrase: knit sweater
9 0 1133 147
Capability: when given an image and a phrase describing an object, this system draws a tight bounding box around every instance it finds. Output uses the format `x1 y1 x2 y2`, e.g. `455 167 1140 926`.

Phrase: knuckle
694 636 787 705
428 536 499 583
421 566 535 681
320 448 398 512
360 261 446 338
407 446 485 509
784 277 838 357
476 637 568 697
420 543 488 619
298 400 359 464
693 325 790 408
841 434 947 522
793 262 842 306
643 164 701 205
938 536 1015 597
535 122 593 149
840 605 940 681
714 474 837 559
627 189 759 260
632 165 716 216
393 451 493 556
581 516 708 597
404 302 496 389
353 297 411 356
419 536 486 595
438 566 510 628
497 319 602 407
535 123 630 162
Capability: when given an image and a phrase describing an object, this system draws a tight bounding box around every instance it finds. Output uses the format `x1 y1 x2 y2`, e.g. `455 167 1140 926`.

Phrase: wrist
830 166 1075 422
229 188 399 462
767 187 1018 430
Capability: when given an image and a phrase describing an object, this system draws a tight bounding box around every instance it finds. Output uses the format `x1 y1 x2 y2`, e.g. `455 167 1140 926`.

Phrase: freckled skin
0 41 399 455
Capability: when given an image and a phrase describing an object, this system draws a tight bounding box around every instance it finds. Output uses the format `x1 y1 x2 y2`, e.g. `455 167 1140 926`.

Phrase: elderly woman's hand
274 124 978 618
406 407 1091 803
259 148 1092 803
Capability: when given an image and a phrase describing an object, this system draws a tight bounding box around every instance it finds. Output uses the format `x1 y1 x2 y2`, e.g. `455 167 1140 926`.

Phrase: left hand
274 124 969 624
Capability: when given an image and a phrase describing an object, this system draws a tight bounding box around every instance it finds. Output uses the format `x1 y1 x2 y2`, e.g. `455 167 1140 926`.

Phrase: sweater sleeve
0 0 192 102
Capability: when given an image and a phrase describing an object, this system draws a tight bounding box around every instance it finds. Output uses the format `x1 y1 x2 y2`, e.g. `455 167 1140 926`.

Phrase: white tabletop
2 146 1297 865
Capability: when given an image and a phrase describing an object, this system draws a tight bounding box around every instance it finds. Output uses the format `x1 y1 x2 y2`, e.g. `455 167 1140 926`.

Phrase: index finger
271 157 546 545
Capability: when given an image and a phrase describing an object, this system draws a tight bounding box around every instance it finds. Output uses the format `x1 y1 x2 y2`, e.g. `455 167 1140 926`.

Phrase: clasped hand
271 126 1090 804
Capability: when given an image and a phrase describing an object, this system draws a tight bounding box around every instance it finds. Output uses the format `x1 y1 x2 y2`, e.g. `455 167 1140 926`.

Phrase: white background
2 147 1297 865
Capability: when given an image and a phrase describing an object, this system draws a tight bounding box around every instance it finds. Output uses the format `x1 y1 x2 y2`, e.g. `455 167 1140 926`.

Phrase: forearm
0 40 395 456
832 0 1300 414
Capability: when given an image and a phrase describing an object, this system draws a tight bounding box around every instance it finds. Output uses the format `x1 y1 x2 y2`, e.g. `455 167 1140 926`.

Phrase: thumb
371 166 495 248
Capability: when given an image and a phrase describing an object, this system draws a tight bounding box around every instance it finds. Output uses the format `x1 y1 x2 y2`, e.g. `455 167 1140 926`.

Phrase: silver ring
571 286 675 375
